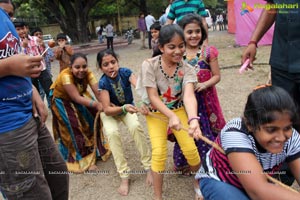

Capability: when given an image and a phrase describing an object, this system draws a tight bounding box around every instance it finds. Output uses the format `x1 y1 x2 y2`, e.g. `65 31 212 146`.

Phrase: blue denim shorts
200 178 250 200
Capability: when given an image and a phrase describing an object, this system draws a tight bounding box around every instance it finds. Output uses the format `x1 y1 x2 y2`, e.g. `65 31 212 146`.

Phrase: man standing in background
106 22 114 50
145 12 155 49
137 12 147 49
159 10 167 26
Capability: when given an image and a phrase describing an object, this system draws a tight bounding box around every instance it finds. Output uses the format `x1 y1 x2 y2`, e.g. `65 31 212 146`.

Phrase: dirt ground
48 31 273 199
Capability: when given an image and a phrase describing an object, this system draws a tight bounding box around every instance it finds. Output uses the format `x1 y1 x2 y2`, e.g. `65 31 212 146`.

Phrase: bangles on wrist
188 116 200 125
122 104 128 114
248 40 257 48
89 100 95 107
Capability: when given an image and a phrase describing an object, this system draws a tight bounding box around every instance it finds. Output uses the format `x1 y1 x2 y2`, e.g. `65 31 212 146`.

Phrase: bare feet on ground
118 178 129 196
194 179 203 200
195 193 204 200
88 164 99 172
145 170 153 186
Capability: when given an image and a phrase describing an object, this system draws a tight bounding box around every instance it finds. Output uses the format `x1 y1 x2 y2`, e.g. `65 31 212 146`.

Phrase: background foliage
13 0 226 43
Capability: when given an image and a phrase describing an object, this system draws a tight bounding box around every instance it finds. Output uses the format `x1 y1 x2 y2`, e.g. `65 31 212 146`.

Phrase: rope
147 112 225 154
93 111 101 152
145 112 298 193
93 111 111 162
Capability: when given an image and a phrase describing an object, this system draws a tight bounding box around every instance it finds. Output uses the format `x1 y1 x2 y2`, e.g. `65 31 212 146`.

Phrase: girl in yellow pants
138 24 202 200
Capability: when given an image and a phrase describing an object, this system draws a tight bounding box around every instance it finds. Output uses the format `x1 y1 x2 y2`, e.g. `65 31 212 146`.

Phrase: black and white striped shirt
195 118 300 189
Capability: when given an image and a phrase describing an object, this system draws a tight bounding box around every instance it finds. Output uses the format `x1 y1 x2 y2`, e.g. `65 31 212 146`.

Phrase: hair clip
253 84 272 91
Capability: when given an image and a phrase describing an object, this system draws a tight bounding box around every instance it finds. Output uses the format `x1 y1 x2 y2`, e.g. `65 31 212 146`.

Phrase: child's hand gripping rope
136 102 225 154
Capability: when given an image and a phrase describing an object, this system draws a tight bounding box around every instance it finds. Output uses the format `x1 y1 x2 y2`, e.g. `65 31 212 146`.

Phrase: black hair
56 33 67 40
153 24 185 57
70 53 87 66
0 0 15 16
178 13 207 46
30 27 42 36
96 49 119 68
243 85 298 131
13 19 26 27
150 21 161 31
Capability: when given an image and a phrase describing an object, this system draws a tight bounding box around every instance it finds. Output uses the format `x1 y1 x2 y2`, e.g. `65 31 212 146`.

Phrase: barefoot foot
194 179 203 200
88 164 99 172
145 170 153 186
118 178 129 196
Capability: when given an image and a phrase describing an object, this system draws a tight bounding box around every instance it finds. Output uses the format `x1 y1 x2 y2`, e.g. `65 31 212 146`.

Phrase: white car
42 34 53 44
205 9 213 28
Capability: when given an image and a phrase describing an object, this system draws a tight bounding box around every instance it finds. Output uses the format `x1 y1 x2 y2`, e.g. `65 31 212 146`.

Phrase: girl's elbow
212 75 221 84
70 98 80 106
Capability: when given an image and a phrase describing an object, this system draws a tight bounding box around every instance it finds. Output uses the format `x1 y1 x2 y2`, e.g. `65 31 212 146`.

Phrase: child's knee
151 146 167 171
182 147 200 166
127 121 142 133
104 128 119 140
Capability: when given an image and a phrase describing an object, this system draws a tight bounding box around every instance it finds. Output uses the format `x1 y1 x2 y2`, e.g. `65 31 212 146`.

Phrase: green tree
15 0 101 43
13 0 169 43
13 0 49 27
203 0 218 8
12 0 225 44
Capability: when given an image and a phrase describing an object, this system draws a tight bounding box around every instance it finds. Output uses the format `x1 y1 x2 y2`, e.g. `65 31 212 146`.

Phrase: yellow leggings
146 107 200 172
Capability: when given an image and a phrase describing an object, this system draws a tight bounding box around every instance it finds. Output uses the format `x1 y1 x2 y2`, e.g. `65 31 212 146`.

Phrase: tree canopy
13 0 226 44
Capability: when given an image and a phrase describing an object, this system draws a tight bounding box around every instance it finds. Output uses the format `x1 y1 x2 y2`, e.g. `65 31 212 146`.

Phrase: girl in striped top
195 85 300 199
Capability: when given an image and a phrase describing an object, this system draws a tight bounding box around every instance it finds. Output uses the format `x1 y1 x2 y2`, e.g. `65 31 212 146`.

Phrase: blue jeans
38 81 51 109
31 69 52 108
200 178 250 200
98 35 103 43
0 117 69 199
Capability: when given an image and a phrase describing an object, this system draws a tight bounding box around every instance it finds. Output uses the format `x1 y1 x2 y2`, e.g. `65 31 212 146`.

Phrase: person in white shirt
216 14 224 31
106 22 114 50
159 10 167 26
145 12 155 49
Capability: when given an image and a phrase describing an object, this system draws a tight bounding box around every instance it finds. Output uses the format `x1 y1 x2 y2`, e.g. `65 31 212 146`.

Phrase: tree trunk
140 0 147 14
35 0 98 44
